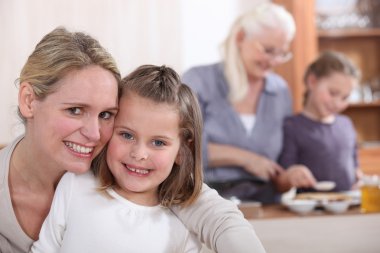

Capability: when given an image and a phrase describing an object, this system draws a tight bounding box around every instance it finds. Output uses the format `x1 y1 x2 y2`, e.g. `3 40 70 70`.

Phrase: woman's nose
81 117 101 141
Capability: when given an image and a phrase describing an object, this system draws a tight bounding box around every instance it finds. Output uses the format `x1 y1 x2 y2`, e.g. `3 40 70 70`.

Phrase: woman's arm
0 234 14 253
208 143 283 181
171 184 266 253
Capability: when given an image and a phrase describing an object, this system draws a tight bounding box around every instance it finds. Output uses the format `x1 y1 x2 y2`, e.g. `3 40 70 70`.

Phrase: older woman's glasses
256 42 292 63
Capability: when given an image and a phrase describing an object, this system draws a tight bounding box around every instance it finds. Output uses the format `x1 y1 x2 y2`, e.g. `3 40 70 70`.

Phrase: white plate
314 181 336 191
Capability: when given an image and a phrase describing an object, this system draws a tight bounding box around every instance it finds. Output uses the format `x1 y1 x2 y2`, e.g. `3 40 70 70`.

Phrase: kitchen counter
247 204 380 253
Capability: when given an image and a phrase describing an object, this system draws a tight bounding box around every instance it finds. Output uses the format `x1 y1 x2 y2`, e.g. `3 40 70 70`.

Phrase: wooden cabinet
274 0 380 174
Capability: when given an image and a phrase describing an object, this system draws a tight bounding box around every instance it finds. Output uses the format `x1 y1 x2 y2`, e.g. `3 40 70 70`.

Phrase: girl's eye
67 107 82 115
121 132 134 140
99 111 113 120
329 90 339 97
153 140 165 147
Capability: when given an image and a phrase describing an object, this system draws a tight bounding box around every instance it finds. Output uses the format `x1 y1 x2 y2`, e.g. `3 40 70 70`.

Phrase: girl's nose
130 144 148 161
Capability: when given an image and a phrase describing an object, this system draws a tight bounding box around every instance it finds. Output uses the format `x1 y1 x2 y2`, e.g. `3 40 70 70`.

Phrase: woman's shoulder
266 71 289 89
182 62 226 96
182 63 223 86
183 62 221 77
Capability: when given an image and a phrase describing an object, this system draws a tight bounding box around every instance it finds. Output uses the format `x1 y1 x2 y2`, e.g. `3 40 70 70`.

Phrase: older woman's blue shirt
182 62 293 183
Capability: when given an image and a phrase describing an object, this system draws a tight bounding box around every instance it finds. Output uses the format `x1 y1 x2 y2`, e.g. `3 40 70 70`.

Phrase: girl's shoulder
335 114 355 129
58 171 97 192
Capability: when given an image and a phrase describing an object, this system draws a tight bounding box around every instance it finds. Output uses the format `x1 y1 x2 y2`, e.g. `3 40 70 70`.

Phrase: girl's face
237 28 291 81
25 65 118 174
305 72 357 120
107 92 181 206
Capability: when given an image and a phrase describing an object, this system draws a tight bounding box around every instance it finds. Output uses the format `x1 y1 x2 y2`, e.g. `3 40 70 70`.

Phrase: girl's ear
175 149 182 166
306 73 318 90
18 82 36 118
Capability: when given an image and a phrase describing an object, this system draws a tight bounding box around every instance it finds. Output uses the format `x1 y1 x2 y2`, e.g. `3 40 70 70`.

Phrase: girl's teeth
127 166 149 174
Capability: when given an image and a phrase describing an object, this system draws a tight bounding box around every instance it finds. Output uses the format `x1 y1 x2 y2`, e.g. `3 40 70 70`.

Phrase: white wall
0 0 267 144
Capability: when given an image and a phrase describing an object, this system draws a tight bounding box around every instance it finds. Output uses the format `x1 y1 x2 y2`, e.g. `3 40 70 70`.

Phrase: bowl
285 199 318 215
323 200 350 214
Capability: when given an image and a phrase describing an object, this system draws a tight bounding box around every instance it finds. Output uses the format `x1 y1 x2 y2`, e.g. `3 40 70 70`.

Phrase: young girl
277 51 361 193
30 65 204 252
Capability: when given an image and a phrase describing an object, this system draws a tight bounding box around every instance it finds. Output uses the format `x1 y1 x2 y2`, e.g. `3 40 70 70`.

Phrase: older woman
183 2 296 203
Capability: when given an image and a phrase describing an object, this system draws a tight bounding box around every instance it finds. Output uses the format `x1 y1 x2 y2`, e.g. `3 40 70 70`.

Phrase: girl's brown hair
93 65 203 207
303 51 361 104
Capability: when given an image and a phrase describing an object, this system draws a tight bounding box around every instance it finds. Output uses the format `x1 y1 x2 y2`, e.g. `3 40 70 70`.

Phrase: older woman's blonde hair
222 2 296 102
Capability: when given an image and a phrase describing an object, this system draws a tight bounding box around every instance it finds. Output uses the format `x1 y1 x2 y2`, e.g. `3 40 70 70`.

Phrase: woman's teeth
64 142 93 154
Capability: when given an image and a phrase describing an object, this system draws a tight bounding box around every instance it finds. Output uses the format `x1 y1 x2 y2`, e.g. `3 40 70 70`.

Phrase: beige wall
0 0 268 144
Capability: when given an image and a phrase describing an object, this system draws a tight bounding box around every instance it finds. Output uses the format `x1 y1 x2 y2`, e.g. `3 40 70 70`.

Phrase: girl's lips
124 164 151 175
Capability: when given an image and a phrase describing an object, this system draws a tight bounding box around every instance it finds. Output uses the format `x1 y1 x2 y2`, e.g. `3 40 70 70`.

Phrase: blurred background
1 0 380 174
0 0 266 144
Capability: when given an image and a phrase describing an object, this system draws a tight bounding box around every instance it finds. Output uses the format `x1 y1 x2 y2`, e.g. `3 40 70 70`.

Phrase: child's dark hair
93 65 204 207
303 51 361 104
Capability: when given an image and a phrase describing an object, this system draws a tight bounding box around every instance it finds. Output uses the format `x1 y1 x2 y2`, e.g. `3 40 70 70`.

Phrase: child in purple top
276 51 361 192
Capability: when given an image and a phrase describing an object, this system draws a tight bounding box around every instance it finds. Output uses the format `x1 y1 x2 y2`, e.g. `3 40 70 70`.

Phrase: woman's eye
99 111 113 120
121 132 134 140
264 47 276 55
153 140 165 147
67 107 82 115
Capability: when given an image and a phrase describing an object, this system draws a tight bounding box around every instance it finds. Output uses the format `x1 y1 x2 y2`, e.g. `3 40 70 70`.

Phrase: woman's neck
10 137 63 191
9 137 64 240
233 79 264 114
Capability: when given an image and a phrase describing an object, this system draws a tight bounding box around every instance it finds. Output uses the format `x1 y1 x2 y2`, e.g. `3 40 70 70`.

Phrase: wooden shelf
318 28 380 38
358 146 380 175
348 101 380 108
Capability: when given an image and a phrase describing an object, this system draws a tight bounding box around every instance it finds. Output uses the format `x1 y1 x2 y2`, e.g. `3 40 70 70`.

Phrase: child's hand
285 165 317 189
351 168 363 190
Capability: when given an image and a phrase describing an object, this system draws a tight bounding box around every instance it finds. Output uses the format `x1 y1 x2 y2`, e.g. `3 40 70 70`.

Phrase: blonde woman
183 2 296 203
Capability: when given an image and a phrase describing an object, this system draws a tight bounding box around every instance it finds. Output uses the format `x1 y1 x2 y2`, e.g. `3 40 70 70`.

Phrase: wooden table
247 205 380 253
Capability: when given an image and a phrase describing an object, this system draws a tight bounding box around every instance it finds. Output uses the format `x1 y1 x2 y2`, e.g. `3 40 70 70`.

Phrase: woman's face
26 65 119 174
238 28 291 81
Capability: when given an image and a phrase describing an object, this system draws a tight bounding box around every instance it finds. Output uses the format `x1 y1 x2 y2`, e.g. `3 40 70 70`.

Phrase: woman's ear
18 82 36 118
236 28 246 46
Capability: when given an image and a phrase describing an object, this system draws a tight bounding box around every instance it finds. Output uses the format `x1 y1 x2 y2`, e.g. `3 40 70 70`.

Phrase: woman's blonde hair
17 26 121 123
222 2 295 102
93 65 204 207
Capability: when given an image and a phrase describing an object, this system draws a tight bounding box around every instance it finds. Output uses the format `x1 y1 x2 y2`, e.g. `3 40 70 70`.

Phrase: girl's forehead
319 72 357 90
